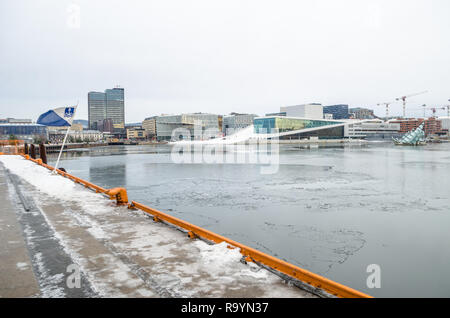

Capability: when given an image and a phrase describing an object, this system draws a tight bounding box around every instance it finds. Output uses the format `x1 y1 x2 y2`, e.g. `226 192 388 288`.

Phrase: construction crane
377 101 395 119
444 105 450 118
418 104 447 118
396 91 428 118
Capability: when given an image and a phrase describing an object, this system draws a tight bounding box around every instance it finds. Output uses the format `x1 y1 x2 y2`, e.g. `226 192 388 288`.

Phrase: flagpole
53 102 78 173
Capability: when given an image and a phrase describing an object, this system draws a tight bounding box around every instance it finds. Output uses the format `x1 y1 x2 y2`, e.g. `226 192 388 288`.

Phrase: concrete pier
0 167 40 297
0 157 316 298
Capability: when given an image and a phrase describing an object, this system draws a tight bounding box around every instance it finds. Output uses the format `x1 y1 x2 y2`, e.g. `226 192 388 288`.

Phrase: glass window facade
0 124 48 140
323 104 349 119
254 117 343 134
88 88 125 131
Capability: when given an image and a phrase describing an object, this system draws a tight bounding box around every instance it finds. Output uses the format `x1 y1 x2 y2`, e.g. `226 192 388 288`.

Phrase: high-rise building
105 88 125 130
88 92 106 130
88 87 125 132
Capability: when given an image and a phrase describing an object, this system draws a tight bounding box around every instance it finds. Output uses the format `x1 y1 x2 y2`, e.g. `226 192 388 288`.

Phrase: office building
323 104 349 119
156 113 220 141
349 107 375 119
127 127 146 140
88 87 125 132
222 113 257 135
96 118 114 133
0 123 48 141
48 130 103 144
280 104 323 120
389 118 443 136
0 118 33 124
345 120 401 140
438 117 450 131
142 116 158 139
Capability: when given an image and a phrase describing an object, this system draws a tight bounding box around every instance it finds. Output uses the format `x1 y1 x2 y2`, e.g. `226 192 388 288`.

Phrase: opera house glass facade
254 117 345 140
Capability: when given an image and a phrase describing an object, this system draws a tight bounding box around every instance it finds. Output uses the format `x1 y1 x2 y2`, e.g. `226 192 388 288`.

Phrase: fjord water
49 143 450 297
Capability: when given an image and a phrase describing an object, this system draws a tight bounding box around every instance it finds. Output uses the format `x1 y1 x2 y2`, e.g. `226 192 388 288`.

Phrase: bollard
105 188 129 205
30 144 36 159
39 144 47 164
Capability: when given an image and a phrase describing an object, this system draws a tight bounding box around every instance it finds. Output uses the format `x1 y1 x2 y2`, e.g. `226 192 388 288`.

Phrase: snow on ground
0 155 315 298
170 125 258 145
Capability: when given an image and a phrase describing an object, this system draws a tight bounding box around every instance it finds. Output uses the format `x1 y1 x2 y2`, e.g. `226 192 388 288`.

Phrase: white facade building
438 117 450 131
345 120 401 140
280 104 323 120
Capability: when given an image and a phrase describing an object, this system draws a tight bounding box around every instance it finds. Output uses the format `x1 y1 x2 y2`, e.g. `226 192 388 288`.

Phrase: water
48 142 450 297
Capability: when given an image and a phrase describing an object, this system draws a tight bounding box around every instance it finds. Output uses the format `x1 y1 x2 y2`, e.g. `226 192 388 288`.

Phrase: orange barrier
8 153 371 298
130 201 371 298
0 140 25 155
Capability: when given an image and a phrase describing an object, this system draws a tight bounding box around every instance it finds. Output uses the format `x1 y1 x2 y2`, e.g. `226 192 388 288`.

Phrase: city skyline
1 0 450 122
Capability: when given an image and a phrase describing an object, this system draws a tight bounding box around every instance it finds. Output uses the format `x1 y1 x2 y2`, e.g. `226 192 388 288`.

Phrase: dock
0 154 370 298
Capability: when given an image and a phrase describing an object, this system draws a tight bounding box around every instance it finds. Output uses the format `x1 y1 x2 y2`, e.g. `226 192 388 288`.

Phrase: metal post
39 143 47 164
53 103 78 173
30 144 36 159
53 126 70 172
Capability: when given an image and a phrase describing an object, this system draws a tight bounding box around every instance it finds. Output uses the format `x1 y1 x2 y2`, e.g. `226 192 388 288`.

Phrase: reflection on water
48 142 450 297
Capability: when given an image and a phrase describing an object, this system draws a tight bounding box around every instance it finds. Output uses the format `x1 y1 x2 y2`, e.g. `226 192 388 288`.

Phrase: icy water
48 142 450 297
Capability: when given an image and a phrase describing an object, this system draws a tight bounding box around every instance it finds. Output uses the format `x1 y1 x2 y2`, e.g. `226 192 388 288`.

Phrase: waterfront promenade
0 156 316 298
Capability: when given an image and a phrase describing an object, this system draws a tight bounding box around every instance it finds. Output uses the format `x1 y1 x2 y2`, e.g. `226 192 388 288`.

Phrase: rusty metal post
30 144 36 159
39 144 47 164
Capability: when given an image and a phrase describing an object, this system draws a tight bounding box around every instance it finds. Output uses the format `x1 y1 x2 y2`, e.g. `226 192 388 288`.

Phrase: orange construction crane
396 91 428 118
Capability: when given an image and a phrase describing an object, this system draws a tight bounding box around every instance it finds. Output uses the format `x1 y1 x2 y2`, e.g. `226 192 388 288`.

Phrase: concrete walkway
0 166 40 297
0 157 317 298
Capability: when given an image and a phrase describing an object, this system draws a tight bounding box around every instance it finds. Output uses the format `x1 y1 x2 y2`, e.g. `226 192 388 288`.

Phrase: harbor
2 1 450 302
2 140 450 298
1 150 375 298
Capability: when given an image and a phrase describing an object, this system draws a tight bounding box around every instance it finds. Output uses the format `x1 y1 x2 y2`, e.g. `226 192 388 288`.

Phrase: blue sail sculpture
393 122 426 146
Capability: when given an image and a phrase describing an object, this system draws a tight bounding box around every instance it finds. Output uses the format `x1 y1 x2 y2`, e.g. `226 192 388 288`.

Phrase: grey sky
1 0 449 122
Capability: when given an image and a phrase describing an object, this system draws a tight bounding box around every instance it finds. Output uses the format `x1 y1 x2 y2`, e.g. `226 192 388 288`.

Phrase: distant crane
377 101 395 119
396 91 428 118
419 104 447 118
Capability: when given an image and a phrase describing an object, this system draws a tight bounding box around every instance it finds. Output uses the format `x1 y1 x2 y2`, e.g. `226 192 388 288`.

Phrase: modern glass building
88 87 125 132
105 88 125 129
254 117 346 140
323 104 349 119
0 124 48 141
88 92 106 130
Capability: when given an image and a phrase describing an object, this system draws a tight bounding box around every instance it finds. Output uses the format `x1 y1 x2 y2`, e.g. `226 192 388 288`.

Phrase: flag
37 106 77 126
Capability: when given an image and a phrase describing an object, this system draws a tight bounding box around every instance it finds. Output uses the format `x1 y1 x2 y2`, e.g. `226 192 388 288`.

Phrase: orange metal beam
130 201 372 298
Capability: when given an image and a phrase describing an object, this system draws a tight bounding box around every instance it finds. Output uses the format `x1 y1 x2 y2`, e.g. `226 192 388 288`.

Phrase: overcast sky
1 0 449 122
